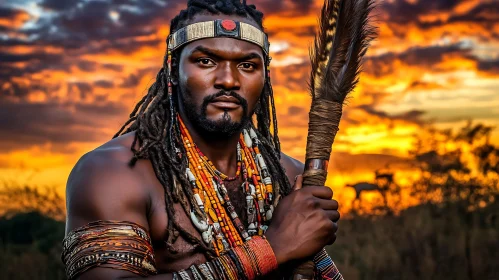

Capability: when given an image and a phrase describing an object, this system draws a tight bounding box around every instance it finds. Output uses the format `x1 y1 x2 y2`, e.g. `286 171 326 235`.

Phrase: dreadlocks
114 0 291 258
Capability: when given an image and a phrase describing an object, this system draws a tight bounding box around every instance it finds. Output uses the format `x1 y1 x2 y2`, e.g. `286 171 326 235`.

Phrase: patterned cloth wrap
313 248 344 280
61 220 343 280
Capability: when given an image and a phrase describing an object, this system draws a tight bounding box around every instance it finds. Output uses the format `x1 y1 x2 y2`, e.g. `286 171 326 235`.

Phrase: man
62 0 341 279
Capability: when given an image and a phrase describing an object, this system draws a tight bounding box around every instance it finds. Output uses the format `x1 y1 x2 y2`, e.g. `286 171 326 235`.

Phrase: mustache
203 90 248 107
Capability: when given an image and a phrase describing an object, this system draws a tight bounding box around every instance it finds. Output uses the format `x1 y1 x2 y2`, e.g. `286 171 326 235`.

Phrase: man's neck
179 112 241 177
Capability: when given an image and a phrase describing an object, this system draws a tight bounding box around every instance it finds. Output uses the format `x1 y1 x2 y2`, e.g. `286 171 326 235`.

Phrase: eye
239 62 255 71
197 58 215 66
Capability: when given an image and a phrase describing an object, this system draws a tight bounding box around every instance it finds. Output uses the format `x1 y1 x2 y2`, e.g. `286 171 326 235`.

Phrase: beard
179 87 252 138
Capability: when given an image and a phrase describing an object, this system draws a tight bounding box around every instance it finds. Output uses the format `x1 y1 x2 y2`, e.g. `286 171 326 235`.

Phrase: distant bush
329 122 499 279
328 198 499 280
0 211 65 280
0 185 65 221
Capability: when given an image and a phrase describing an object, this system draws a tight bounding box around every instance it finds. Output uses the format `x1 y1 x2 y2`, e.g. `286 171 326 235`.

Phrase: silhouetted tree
410 122 499 280
0 184 65 221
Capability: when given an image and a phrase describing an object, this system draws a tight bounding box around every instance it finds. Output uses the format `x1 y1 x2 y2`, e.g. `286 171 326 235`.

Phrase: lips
209 95 241 109
211 95 241 104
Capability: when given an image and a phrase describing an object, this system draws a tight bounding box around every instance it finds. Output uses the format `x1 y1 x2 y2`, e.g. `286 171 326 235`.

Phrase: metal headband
168 19 270 55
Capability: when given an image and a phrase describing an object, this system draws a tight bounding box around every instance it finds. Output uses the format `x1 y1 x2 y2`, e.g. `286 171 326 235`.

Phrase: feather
304 0 376 167
310 0 341 95
303 0 376 177
309 0 376 103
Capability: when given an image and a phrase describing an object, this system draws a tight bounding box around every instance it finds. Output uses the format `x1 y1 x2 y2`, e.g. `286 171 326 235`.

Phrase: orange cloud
0 7 30 29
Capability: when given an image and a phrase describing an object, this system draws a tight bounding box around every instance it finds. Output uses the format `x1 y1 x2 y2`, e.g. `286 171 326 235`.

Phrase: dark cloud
0 51 59 63
120 67 156 88
291 0 314 14
272 61 310 92
478 59 499 74
39 0 80 11
15 0 315 52
120 72 141 88
357 105 426 124
0 0 174 53
250 0 285 15
329 151 408 173
435 2 499 29
77 60 98 72
68 82 93 99
379 0 498 39
102 63 124 72
0 100 127 152
94 80 114 88
0 5 30 34
0 51 67 90
0 6 25 19
57 1 115 36
248 0 315 16
0 37 34 47
394 110 426 124
408 80 445 91
357 105 391 119
287 106 305 115
364 42 499 79
364 43 470 77
380 0 461 25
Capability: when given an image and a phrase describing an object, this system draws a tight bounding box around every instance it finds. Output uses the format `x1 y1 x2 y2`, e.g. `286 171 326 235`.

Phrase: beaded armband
61 220 157 280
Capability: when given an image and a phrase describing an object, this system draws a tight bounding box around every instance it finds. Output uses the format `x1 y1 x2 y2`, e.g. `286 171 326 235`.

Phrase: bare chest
147 179 248 273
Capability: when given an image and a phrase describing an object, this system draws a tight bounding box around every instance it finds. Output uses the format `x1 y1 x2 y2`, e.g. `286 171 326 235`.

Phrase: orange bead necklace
178 116 275 256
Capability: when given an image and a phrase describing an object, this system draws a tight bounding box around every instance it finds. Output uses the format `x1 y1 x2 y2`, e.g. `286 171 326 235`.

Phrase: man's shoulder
280 152 304 183
65 132 151 233
68 133 136 182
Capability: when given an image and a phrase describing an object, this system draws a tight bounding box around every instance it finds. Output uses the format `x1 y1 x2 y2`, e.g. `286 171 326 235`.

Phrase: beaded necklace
178 116 274 256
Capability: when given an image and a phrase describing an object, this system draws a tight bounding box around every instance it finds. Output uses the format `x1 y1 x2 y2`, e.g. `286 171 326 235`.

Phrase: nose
214 62 240 91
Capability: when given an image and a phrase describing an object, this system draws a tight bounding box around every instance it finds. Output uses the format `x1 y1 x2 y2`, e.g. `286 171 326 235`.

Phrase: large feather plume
303 0 377 188
309 0 376 103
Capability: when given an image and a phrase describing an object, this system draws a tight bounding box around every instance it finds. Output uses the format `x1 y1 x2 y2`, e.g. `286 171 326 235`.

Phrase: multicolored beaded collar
178 116 274 256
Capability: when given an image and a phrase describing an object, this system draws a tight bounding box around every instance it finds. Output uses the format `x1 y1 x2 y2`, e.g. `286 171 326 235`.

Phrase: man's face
176 14 266 136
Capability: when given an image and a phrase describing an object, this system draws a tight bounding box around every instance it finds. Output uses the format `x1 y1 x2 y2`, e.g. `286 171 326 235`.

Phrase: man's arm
280 152 305 184
65 147 165 280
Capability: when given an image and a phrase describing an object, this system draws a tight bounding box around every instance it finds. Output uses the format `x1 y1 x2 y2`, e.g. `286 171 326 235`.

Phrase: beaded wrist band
217 236 278 279
172 236 277 280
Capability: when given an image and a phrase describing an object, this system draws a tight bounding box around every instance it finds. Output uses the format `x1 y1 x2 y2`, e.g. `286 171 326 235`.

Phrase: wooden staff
292 0 376 279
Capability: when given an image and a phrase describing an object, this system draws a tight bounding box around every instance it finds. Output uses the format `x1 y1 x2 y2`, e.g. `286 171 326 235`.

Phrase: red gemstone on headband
221 20 236 31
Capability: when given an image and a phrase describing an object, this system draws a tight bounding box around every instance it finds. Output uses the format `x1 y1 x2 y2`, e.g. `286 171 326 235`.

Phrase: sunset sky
1 0 498 211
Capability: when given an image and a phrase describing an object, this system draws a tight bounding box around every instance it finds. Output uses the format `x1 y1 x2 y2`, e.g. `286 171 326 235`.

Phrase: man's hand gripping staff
265 175 340 265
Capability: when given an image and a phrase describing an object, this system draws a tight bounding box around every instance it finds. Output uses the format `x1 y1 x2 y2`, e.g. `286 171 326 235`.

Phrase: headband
167 19 270 55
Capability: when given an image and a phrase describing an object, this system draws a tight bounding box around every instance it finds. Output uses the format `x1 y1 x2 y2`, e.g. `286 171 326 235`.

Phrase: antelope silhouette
346 182 381 200
346 170 398 211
